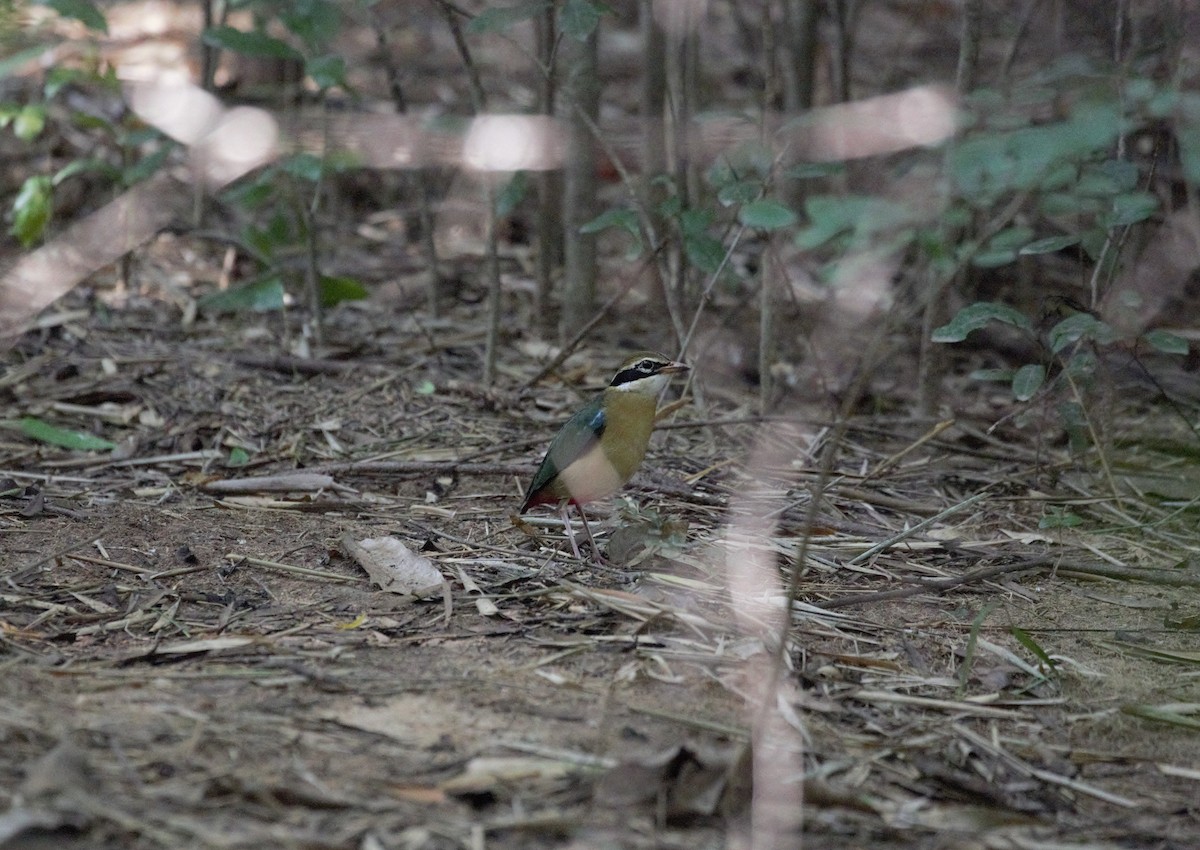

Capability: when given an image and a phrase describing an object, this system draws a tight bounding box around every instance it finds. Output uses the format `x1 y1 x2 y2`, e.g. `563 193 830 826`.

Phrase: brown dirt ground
5 2 1200 847
2 280 1200 850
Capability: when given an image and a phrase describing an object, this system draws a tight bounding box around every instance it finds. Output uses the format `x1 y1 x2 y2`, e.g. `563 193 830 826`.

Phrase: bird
519 352 690 562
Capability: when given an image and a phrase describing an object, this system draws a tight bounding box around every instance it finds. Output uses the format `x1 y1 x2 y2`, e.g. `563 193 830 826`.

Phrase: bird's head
607 352 689 396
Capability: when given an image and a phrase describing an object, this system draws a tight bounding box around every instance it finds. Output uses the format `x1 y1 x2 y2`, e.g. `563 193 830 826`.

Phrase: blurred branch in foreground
0 81 956 350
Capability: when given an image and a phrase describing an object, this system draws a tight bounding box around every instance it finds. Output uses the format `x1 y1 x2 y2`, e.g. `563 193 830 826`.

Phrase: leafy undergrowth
2 289 1199 849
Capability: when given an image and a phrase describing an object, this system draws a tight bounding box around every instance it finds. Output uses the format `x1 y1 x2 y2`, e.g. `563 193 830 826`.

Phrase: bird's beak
660 360 690 375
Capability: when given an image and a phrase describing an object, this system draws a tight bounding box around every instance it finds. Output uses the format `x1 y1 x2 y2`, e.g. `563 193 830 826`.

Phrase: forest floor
4 1 1200 848
2 273 1200 850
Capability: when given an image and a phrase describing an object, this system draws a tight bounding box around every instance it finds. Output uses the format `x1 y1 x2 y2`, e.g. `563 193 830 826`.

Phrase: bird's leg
559 503 584 560
575 504 605 565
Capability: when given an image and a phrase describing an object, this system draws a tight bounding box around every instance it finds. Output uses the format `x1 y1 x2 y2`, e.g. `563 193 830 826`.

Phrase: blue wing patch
524 396 606 503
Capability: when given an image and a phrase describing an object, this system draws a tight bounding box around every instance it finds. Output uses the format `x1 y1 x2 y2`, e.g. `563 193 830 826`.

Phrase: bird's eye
637 359 655 372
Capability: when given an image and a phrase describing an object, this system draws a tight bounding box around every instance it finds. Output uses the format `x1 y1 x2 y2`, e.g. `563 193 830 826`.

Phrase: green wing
523 395 606 506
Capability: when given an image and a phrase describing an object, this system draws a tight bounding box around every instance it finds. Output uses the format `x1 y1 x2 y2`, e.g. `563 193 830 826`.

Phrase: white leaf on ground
343 535 443 596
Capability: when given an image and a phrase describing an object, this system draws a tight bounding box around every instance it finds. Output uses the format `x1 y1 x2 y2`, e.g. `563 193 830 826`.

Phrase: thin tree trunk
781 0 820 112
533 7 560 336
436 0 502 382
374 11 443 318
829 0 851 102
560 25 600 338
917 0 982 416
662 12 696 345
639 0 671 319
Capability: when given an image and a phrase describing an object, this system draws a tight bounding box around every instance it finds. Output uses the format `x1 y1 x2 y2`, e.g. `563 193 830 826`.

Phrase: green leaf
306 55 347 90
1064 349 1098 380
38 0 108 32
1011 627 1058 673
0 46 49 80
227 446 250 467
784 161 845 180
121 143 173 185
580 207 642 258
12 104 45 141
717 179 761 206
18 417 115 451
559 0 602 41
1038 508 1083 529
1123 77 1158 103
1012 363 1045 401
794 194 914 250
1020 235 1080 255
931 301 1033 343
953 98 1123 197
968 368 1015 382
281 153 325 182
1078 159 1139 196
1038 161 1078 191
986 225 1036 251
956 602 997 699
1076 168 1126 198
73 112 117 134
10 175 52 247
1057 400 1089 451
656 192 682 218
970 248 1018 268
1102 191 1158 228
580 207 637 236
197 276 287 314
223 169 278 209
1146 87 1180 118
495 171 528 217
467 1 549 35
1047 311 1116 352
739 199 797 230
1142 330 1189 356
280 0 340 51
319 275 368 307
709 137 773 180
201 26 302 60
677 207 712 237
685 233 728 275
1079 227 1111 262
243 212 295 258
54 157 120 185
1039 192 1102 217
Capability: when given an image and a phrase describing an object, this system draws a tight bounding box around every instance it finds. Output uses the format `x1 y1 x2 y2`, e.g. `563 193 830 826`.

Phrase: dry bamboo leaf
643 572 722 592
851 689 1023 718
0 807 90 845
203 473 343 494
155 636 258 655
885 802 1038 831
49 401 142 425
999 530 1054 544
341 534 443 596
455 565 499 615
1123 703 1200 730
1105 642 1200 665
216 496 309 509
1157 763 1200 781
327 695 510 750
388 784 447 804
440 757 585 795
594 741 749 819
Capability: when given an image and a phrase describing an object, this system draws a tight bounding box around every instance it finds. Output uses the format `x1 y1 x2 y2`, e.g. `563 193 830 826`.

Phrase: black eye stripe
612 362 662 386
